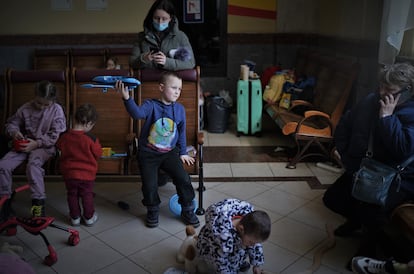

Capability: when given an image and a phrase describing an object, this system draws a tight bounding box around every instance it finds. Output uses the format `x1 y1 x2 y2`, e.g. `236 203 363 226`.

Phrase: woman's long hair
143 0 177 30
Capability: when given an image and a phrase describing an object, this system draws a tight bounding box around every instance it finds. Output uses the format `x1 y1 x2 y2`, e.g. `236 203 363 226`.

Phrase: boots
31 199 45 217
146 206 159 228
181 204 200 228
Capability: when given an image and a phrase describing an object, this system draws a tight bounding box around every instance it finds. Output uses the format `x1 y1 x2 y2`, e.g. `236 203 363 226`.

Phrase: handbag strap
398 154 414 170
366 127 374 158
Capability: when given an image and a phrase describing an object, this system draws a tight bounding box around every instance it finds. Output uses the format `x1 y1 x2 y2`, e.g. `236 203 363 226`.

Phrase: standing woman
130 0 195 71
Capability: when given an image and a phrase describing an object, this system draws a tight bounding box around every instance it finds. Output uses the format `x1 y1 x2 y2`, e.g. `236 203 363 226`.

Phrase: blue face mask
153 21 169 32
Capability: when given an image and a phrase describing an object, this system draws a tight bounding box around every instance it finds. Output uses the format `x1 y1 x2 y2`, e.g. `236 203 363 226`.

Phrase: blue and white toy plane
81 76 141 93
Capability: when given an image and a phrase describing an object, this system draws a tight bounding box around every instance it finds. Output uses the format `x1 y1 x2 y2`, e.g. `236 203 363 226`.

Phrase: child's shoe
31 199 45 217
146 207 159 228
84 212 98 227
70 216 81 226
181 210 200 228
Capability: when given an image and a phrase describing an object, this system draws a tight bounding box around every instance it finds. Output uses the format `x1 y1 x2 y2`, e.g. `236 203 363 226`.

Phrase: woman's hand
180 155 195 166
151 51 166 66
115 80 130 100
379 93 399 118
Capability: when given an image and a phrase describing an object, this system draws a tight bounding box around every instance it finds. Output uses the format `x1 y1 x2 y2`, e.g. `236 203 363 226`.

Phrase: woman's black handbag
352 129 414 206
352 157 403 206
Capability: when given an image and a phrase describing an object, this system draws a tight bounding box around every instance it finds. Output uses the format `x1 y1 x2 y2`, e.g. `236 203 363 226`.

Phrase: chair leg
287 137 333 169
286 138 315 169
196 143 205 215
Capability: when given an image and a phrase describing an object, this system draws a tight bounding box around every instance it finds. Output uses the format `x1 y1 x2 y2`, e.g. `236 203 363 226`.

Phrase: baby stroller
0 184 80 266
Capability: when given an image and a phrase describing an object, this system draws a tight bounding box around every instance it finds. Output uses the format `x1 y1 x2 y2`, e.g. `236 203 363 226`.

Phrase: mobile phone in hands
150 46 160 53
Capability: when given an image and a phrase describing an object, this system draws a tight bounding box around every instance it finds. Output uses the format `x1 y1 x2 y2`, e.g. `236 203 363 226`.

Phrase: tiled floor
1 119 358 274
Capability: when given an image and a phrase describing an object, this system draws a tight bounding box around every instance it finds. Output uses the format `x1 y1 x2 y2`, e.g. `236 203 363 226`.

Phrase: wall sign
184 0 204 23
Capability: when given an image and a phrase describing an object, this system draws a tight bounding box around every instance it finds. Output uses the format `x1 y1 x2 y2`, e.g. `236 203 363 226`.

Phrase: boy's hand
252 266 264 274
12 131 24 140
115 80 130 100
180 155 195 166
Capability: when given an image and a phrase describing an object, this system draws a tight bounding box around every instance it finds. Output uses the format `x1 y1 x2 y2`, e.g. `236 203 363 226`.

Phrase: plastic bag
219 89 233 107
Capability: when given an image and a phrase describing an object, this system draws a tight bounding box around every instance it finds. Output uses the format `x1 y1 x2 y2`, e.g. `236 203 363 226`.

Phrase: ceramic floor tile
128 236 184 273
261 240 301 273
94 218 171 256
280 256 351 273
195 185 233 209
250 187 309 216
206 131 243 146
307 162 344 177
288 198 346 231
269 162 314 177
213 181 272 200
239 131 294 147
203 162 233 177
269 217 327 255
304 236 360 272
41 236 123 274
230 163 274 177
93 258 149 274
275 180 324 200
316 175 341 185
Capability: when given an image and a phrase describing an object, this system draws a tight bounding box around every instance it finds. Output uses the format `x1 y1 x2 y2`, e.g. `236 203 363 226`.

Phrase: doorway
176 0 227 76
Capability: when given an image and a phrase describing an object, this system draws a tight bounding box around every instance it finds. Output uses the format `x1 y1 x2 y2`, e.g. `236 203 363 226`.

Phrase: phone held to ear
394 86 412 105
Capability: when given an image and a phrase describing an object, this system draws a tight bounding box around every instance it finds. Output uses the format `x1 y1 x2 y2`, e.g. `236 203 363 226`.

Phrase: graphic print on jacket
147 117 177 152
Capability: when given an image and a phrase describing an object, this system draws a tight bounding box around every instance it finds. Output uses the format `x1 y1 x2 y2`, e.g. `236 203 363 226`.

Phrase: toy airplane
81 76 141 93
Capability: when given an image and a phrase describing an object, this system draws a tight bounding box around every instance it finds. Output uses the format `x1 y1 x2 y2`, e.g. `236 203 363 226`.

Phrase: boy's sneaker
84 213 98 227
31 199 45 217
181 210 200 228
70 216 81 226
351 257 393 274
146 209 159 228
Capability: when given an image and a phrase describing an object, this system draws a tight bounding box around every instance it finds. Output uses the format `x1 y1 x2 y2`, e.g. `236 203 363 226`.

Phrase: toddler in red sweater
57 103 102 226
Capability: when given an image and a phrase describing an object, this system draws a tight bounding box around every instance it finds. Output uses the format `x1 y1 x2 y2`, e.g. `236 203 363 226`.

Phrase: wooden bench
265 49 360 168
71 48 106 70
4 68 70 174
71 68 135 175
107 47 133 70
33 49 70 71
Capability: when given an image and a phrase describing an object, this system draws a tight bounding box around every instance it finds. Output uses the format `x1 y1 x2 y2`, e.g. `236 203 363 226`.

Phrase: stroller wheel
44 253 57 266
68 234 80 246
6 227 17 236
44 245 58 266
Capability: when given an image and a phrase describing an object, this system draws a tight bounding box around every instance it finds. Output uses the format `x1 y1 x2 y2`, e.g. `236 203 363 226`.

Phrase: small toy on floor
117 201 130 210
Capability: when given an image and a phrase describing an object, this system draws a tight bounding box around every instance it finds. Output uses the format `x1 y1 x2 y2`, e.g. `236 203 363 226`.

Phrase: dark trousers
65 179 95 219
323 172 411 228
138 148 195 208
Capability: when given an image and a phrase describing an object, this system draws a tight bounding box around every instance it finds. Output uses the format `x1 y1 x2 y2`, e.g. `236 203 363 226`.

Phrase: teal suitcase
237 79 262 136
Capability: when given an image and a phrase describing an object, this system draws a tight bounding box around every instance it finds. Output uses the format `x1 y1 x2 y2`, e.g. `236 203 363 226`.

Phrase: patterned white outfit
196 199 265 273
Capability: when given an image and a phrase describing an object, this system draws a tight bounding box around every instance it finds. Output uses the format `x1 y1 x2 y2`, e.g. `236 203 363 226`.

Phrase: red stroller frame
0 184 80 266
